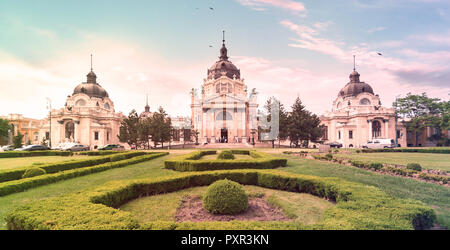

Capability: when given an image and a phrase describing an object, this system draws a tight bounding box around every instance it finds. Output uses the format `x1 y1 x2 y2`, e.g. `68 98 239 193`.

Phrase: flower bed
6 169 435 230
164 150 287 172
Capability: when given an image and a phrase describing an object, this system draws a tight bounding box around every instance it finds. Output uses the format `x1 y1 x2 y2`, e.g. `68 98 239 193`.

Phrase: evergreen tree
149 107 172 148
118 110 140 149
13 132 24 149
287 97 324 148
0 118 11 146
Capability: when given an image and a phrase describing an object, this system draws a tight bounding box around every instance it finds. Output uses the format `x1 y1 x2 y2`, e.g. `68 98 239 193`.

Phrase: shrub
217 151 235 160
22 168 46 179
110 154 126 162
325 153 333 160
203 179 248 215
356 150 361 153
369 162 383 171
0 151 73 158
407 163 422 172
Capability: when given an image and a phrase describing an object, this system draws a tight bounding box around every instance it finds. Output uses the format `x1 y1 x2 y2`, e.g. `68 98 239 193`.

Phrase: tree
139 117 153 149
393 93 446 146
287 97 324 148
149 107 172 148
118 110 140 149
0 118 11 146
13 132 24 149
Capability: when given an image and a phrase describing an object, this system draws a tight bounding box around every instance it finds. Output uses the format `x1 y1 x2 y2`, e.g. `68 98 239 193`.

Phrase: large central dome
73 70 109 98
338 70 374 98
207 39 241 80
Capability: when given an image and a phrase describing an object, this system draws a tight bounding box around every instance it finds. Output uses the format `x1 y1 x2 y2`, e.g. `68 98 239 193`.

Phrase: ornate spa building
49 63 123 149
320 64 407 148
190 35 259 144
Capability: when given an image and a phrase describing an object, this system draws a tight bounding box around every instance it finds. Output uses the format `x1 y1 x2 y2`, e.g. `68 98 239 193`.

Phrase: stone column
384 119 389 138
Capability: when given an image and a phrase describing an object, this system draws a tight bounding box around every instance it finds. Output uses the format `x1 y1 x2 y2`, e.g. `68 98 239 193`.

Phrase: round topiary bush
22 168 46 179
217 151 235 160
406 163 422 172
203 179 248 214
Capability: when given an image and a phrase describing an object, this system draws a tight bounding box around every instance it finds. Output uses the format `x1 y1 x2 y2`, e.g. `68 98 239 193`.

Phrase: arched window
104 103 110 110
65 122 75 139
75 99 86 106
372 121 381 138
216 84 220 93
360 98 371 105
216 111 233 120
33 132 38 141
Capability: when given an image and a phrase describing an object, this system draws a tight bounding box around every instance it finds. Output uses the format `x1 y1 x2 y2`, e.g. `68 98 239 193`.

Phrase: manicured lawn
0 155 175 230
0 155 89 170
120 185 334 225
281 154 450 229
1 149 448 230
335 152 450 171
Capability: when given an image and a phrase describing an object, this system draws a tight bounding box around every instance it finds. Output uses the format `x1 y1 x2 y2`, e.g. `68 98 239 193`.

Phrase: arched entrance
220 128 228 143
372 120 381 138
65 122 75 140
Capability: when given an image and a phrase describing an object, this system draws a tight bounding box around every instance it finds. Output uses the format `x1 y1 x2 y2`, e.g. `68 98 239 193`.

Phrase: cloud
236 0 306 14
368 26 386 33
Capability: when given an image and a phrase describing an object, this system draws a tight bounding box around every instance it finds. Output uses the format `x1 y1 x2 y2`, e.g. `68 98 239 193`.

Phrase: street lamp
46 97 52 148
394 94 401 148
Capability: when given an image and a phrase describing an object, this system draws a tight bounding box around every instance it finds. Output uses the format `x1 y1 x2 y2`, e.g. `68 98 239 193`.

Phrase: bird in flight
377 52 383 56
209 7 214 10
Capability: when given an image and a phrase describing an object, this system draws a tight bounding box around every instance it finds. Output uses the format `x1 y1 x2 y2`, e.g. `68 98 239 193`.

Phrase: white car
363 139 395 149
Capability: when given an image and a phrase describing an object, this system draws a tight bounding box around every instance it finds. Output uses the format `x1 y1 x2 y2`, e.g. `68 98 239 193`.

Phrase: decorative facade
49 64 123 149
191 35 258 144
320 64 407 148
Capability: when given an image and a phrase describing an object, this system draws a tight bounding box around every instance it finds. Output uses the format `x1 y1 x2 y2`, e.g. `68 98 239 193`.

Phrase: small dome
73 70 109 98
338 70 374 98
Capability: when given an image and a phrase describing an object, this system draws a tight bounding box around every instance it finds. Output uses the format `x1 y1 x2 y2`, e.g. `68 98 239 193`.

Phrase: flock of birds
198 6 385 56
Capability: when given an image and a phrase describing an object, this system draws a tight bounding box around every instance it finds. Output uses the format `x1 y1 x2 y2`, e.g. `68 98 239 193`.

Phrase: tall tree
287 97 324 148
118 110 140 149
13 132 24 149
139 117 153 149
393 93 446 146
149 107 172 148
0 118 11 146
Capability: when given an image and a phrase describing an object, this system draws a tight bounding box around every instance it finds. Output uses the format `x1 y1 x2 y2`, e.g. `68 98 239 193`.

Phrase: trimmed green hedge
361 148 450 154
164 150 287 172
0 151 148 183
77 150 122 156
6 169 436 230
217 151 235 160
0 150 73 158
0 152 169 197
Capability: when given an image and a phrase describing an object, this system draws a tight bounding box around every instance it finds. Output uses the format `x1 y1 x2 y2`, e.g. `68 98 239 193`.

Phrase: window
104 103 110 110
359 98 371 105
45 132 50 140
34 132 39 141
322 126 328 140
397 130 401 139
75 99 86 106
338 131 341 140
107 132 109 141
94 132 99 140
349 130 353 139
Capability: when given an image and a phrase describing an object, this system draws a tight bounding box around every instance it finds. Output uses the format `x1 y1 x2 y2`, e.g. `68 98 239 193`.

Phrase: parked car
63 144 90 152
362 139 395 149
324 142 343 148
98 144 125 151
16 145 50 151
1 145 14 151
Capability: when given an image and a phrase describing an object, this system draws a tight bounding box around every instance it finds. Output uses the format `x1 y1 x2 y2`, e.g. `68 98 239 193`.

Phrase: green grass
281 154 450 229
336 152 450 171
0 155 88 170
119 185 333 225
200 154 254 160
1 149 449 230
0 155 175 230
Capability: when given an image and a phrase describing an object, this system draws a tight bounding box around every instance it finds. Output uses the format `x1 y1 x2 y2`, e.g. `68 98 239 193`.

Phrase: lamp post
46 98 52 148
394 95 401 148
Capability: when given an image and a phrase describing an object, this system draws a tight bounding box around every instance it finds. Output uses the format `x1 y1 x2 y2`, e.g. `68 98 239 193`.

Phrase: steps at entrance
198 143 254 149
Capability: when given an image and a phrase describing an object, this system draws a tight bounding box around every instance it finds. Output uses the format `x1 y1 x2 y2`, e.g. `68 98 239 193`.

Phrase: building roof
73 70 109 98
338 70 374 98
207 38 241 80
